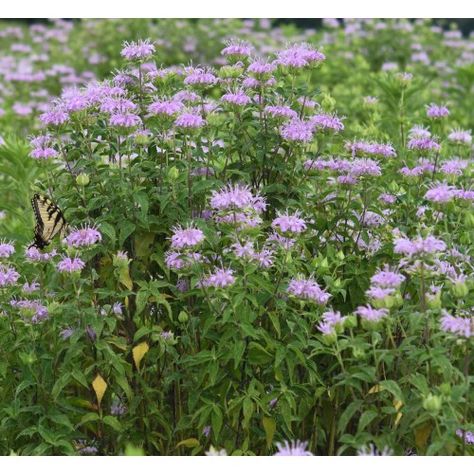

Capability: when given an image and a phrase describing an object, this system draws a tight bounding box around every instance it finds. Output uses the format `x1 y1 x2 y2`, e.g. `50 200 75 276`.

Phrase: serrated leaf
132 342 149 370
262 417 276 448
92 374 107 406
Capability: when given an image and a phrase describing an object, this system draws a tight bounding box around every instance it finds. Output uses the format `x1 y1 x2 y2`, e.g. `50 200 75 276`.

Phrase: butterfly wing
30 194 68 249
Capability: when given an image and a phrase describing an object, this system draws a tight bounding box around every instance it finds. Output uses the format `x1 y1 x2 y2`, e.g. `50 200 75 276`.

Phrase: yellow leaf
119 267 133 291
368 384 381 394
133 342 149 370
393 399 403 427
92 374 107 406
262 416 276 448
415 422 433 452
176 438 200 449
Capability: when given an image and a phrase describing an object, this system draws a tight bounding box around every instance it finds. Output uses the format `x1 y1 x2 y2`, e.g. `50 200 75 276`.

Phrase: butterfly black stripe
29 193 68 249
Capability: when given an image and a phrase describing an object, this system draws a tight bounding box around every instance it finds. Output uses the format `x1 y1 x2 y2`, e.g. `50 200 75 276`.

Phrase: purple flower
85 325 96 342
274 43 325 69
355 305 389 322
110 399 128 416
349 159 382 177
272 211 307 234
0 240 15 258
109 113 142 128
65 226 102 248
22 281 40 294
161 330 174 340
57 257 85 273
426 103 449 118
409 125 431 139
112 302 123 315
309 113 344 132
170 225 204 249
221 90 251 106
200 268 235 289
11 299 48 323
394 235 446 257
456 429 474 445
60 328 74 340
221 40 253 59
0 265 20 287
370 268 405 288
25 247 55 262
40 108 69 126
280 118 314 143
287 277 331 305
408 137 440 152
210 184 265 212
379 193 397 205
425 183 457 203
274 440 313 456
317 309 346 335
448 129 472 145
174 113 206 129
202 425 211 437
121 39 155 61
231 241 274 268
440 311 472 338
264 105 297 120
184 68 217 87
176 279 189 292
346 140 396 158
247 60 276 76
148 99 183 116
100 97 137 114
165 251 202 271
440 159 468 176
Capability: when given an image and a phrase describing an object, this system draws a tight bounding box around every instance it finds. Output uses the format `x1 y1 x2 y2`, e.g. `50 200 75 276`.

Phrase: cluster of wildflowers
1 18 474 456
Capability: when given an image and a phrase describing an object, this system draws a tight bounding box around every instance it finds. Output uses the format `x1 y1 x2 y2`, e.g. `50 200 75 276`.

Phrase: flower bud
76 173 90 186
439 383 451 396
344 315 357 329
168 166 180 181
321 93 336 111
218 65 244 79
422 393 442 414
178 310 189 323
450 280 468 299
426 291 442 310
352 346 366 360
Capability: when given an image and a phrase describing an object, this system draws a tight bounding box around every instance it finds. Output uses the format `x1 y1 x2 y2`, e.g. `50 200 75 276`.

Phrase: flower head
274 440 313 456
121 39 155 61
57 256 85 273
65 226 102 248
170 225 204 249
287 277 331 305
272 211 307 234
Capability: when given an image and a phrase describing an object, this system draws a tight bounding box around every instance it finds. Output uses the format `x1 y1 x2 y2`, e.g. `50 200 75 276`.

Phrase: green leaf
211 405 223 438
379 380 404 403
262 417 276 448
119 220 136 246
103 415 123 432
357 409 378 432
337 400 362 435
78 412 100 427
100 222 116 244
